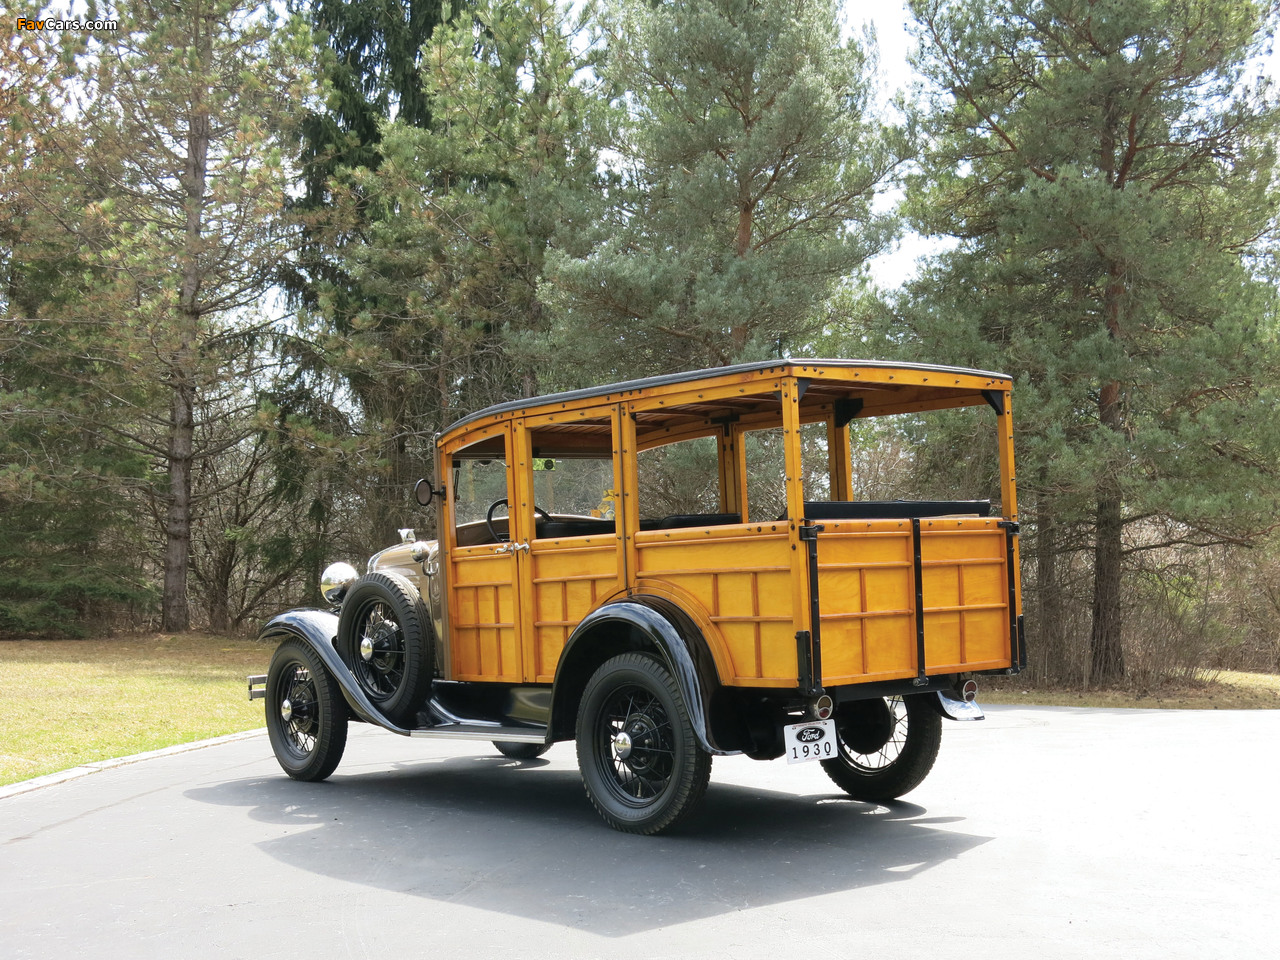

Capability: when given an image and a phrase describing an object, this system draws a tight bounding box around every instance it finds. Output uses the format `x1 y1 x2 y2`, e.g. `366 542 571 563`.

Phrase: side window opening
530 457 616 519
635 435 725 524
529 456 618 539
452 447 509 544
742 422 832 522
525 422 617 539
847 409 1000 509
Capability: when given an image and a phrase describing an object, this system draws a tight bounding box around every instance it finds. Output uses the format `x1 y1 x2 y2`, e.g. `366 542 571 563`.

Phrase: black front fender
257 608 412 735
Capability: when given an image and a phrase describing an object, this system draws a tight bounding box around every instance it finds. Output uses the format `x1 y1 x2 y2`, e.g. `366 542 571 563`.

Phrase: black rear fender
550 595 738 754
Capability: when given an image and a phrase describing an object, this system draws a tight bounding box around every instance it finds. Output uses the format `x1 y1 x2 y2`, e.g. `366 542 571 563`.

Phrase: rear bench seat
802 500 991 520
537 513 744 538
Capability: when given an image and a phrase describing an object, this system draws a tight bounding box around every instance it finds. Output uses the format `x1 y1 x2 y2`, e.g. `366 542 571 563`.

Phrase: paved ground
2 706 1276 959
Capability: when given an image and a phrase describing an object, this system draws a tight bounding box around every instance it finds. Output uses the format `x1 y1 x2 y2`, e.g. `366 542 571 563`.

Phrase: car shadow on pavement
185 749 990 938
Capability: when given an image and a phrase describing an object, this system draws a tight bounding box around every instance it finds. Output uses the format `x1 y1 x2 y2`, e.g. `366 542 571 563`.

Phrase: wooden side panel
813 524 917 683
450 546 520 681
815 518 1013 685
528 536 618 682
919 521 1011 672
634 526 796 686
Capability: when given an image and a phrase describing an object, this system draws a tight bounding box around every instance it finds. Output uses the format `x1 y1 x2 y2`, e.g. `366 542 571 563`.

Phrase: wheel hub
360 620 400 666
612 730 633 759
614 715 662 772
280 698 293 722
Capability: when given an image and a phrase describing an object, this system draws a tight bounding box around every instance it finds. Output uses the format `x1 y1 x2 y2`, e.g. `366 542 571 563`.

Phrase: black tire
576 653 712 835
336 571 433 725
265 638 348 782
493 741 551 760
820 694 942 801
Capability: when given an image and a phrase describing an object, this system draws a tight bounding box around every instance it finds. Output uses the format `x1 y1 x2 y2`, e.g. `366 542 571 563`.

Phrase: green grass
980 668 1280 709
2 635 1277 789
0 634 270 787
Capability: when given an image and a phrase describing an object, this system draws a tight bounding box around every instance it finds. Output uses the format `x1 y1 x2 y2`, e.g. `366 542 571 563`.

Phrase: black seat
657 513 742 529
535 517 616 538
801 500 991 521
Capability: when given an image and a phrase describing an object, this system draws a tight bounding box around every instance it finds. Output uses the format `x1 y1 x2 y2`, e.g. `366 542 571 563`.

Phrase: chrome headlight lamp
320 561 360 605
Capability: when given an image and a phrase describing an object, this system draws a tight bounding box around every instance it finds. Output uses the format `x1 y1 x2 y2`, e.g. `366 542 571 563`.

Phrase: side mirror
413 478 436 507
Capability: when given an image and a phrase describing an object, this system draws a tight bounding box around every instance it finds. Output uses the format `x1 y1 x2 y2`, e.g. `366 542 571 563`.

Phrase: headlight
320 562 360 604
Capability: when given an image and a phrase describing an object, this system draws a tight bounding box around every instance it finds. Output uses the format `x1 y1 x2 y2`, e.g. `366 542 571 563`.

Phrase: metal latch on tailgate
796 522 825 695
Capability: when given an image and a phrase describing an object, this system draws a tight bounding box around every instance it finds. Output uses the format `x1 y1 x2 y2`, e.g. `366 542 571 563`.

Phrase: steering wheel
485 498 552 543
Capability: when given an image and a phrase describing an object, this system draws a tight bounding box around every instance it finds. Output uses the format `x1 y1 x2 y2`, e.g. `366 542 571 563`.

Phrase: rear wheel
820 695 941 801
493 741 551 761
336 572 433 725
576 653 711 834
264 638 348 782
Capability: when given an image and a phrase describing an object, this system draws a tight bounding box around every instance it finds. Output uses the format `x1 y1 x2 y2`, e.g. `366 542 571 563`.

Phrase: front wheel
576 653 711 834
820 695 941 801
264 638 348 781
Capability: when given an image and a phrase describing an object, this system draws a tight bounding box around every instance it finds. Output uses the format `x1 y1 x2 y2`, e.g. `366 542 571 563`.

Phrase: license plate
783 719 837 764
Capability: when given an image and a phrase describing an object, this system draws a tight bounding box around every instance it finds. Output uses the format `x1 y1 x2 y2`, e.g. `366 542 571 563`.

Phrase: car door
444 423 525 682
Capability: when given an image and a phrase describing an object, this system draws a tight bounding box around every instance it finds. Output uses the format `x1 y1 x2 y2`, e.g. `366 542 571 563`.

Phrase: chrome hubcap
360 636 375 661
280 698 293 722
612 730 633 760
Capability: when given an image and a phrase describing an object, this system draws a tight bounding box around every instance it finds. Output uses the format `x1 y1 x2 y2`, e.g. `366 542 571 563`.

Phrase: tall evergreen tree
541 0 901 378
3 1 316 632
900 0 1280 682
1 28 155 634
293 0 601 548
284 0 455 548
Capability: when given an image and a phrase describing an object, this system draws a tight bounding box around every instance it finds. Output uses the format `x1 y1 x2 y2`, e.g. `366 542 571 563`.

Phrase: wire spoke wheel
352 602 407 698
598 685 677 803
842 695 909 772
336 572 434 725
278 664 319 758
576 653 711 834
492 741 551 761
264 638 348 782
820 694 942 802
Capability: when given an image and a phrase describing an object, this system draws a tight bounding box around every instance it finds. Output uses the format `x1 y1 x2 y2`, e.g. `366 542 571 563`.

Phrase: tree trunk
162 380 195 631
1091 93 1127 683
1033 499 1065 682
162 25 211 632
1090 464 1126 684
1089 261 1128 684
205 541 236 635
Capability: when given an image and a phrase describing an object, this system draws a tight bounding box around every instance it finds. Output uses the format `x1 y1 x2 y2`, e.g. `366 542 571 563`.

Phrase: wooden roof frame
439 359 1011 458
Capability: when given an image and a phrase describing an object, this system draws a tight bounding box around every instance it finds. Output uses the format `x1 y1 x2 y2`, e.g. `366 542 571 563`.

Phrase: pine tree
1 28 156 634
283 0 454 548
295 0 603 549
541 0 901 378
901 0 1280 682
3 1 316 632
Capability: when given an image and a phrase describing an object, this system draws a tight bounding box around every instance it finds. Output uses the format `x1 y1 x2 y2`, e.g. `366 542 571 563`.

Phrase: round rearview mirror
413 478 434 507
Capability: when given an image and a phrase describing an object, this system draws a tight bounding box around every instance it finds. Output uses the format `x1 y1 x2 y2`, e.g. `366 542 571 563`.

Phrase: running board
406 724 546 743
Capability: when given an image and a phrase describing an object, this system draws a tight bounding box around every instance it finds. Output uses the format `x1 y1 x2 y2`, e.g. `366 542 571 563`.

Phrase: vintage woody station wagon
252 359 1026 833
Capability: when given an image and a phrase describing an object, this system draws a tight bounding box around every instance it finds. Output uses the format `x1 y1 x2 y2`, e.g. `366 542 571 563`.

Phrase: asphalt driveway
2 706 1276 959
